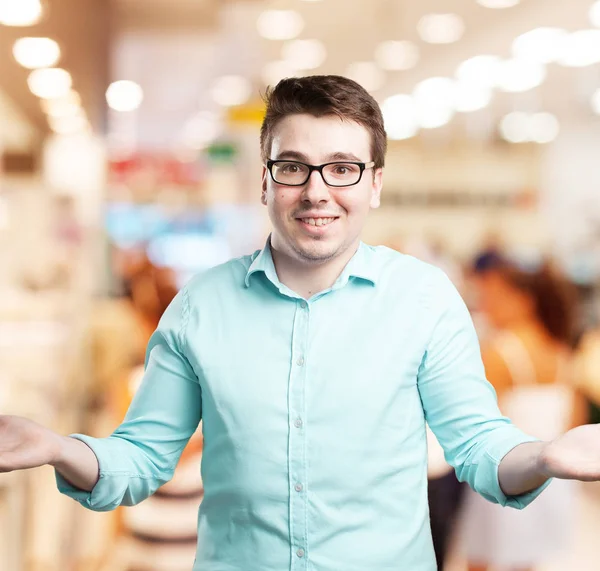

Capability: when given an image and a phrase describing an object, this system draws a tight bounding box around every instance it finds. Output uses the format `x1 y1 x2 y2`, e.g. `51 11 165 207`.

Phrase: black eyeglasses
266 159 375 188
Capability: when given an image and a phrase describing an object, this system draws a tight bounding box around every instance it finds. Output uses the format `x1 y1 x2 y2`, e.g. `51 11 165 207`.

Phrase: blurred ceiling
0 0 599 153
0 0 110 150
108 0 600 151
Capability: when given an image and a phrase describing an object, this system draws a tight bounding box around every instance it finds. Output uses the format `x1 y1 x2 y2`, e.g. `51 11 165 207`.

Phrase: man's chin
291 240 340 263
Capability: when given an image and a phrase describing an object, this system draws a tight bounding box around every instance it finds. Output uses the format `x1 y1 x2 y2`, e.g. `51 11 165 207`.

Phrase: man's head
260 75 387 265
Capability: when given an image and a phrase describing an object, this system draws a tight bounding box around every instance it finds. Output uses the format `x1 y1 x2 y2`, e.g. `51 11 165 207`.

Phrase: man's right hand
0 415 63 472
0 415 100 491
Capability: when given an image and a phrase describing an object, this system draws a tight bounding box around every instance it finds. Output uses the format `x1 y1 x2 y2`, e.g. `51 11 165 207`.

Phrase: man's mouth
297 217 337 227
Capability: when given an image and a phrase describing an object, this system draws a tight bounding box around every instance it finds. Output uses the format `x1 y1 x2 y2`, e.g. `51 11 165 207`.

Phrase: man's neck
270 241 359 300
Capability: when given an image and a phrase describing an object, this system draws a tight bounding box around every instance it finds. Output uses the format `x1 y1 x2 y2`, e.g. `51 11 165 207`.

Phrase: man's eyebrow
324 152 363 162
274 151 364 162
274 150 309 161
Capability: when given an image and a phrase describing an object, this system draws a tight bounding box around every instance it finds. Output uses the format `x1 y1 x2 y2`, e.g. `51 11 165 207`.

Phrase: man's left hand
539 424 600 481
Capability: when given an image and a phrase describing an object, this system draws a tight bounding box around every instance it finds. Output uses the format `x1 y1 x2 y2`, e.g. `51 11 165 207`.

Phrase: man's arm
1 287 202 509
499 421 600 495
418 270 549 508
51 435 100 492
55 286 202 511
419 269 600 504
497 441 548 496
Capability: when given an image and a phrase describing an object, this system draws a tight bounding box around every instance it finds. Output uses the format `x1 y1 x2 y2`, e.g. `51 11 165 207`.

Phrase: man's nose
301 169 331 203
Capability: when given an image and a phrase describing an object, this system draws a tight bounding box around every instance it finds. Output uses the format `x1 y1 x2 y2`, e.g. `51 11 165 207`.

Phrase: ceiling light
477 0 519 8
590 1 600 28
40 89 81 115
257 10 304 41
456 55 502 89
41 90 81 116
592 88 600 115
27 68 72 99
42 100 82 119
499 112 529 143
556 30 600 67
417 14 464 45
512 28 567 64
495 59 546 92
413 77 456 109
210 75 252 107
48 114 89 136
281 39 326 70
412 78 456 129
13 37 60 69
454 83 492 113
529 112 559 143
346 62 385 92
416 106 455 129
106 80 144 112
262 60 299 86
381 94 419 140
374 40 419 71
0 0 43 26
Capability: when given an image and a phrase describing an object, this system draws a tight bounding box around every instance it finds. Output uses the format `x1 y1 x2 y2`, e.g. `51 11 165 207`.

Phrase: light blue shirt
57 241 547 571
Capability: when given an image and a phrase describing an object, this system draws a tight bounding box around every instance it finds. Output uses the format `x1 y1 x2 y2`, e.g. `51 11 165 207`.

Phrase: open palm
540 424 600 481
0 415 60 472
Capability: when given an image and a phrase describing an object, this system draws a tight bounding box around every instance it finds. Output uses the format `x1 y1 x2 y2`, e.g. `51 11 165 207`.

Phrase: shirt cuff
54 434 123 512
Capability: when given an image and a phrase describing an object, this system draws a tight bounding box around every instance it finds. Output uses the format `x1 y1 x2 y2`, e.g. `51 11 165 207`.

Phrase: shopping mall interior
1 0 600 570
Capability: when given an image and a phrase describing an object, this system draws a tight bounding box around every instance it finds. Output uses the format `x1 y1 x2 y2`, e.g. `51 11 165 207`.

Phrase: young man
1 75 600 571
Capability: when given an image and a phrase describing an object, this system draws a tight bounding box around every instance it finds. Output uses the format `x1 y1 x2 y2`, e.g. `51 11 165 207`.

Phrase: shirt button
295 483 303 492
294 417 303 428
300 301 307 309
297 356 305 366
296 548 305 558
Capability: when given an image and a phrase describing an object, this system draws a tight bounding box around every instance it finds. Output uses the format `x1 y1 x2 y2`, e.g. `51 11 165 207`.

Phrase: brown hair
496 262 577 345
260 75 387 169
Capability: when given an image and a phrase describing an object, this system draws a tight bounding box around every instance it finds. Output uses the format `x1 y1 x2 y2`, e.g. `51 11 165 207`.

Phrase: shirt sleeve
55 286 202 511
417 269 551 508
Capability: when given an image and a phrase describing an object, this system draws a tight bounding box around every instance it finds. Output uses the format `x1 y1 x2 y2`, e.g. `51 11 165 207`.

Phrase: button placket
289 300 310 569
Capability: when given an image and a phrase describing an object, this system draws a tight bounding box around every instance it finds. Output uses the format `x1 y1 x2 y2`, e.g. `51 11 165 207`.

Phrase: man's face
262 113 383 265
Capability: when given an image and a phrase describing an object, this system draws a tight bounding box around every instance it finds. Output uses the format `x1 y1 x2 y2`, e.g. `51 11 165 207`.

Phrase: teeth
304 218 335 226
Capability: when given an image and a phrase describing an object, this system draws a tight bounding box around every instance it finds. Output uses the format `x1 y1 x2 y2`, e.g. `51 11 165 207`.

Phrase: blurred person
87 251 178 416
460 254 587 571
3 76 600 571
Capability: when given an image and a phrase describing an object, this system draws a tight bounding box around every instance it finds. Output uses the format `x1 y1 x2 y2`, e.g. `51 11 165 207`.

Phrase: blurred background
1 0 600 570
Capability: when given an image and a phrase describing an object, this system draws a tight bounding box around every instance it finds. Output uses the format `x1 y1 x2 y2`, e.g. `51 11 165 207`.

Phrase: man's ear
370 168 383 209
261 166 268 205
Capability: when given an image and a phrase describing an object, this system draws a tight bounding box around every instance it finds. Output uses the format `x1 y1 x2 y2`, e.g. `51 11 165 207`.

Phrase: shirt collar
244 236 280 288
244 236 378 289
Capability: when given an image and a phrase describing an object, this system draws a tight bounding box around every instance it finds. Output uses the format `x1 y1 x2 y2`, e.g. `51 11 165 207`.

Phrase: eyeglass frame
265 159 376 188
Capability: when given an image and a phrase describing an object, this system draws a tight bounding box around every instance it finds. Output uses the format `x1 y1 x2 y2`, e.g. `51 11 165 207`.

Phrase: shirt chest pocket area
194 338 294 426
